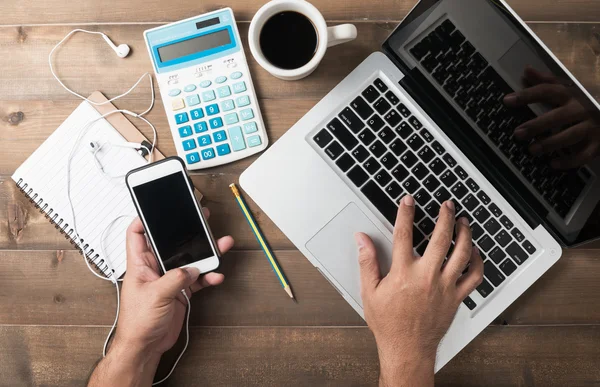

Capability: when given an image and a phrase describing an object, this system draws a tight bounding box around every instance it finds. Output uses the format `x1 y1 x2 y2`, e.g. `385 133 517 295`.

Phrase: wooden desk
1 1 599 385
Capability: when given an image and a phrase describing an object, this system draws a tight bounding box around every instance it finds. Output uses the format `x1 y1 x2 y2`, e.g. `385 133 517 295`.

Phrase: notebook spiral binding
15 178 114 279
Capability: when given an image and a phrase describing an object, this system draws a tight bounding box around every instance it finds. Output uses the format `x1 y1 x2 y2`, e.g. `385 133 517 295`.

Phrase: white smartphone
126 157 220 274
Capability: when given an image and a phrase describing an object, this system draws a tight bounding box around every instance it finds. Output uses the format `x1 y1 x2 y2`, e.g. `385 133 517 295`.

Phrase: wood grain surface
1 0 600 385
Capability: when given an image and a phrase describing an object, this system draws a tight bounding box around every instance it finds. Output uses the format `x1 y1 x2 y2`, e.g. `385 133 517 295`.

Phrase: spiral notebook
11 92 198 279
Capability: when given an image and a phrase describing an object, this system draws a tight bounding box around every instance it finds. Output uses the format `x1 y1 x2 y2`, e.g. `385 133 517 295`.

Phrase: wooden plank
1 248 600 326
0 23 598 103
1 325 600 386
1 0 599 24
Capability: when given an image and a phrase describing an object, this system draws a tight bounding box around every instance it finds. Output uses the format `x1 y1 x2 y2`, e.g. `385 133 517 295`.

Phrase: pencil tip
284 286 294 299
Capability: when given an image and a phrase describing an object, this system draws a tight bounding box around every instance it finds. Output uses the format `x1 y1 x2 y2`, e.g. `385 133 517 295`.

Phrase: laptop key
484 261 505 287
506 242 528 265
499 215 514 230
362 85 380 103
375 170 392 187
370 141 387 158
414 189 432 206
335 153 355 173
499 258 517 277
391 165 409 182
420 129 434 143
489 203 502 217
463 296 477 310
409 116 423 130
434 187 451 203
483 218 501 236
347 165 369 187
413 226 425 246
432 140 445 155
471 223 484 241
440 170 458 187
313 129 332 148
412 162 429 180
494 230 512 247
384 110 402 127
442 153 457 167
378 127 396 144
451 182 468 200
401 151 418 168
510 228 525 242
522 240 536 254
338 107 365 134
417 146 435 163
381 152 399 170
390 139 407 156
429 158 447 175
386 182 403 199
474 206 491 223
403 177 421 194
358 129 376 146
462 194 480 211
455 166 468 180
407 133 425 151
418 218 436 235
396 121 413 138
478 234 494 252
374 78 388 92
352 145 369 162
364 157 381 175
466 178 480 192
398 104 411 118
350 96 374 120
374 97 392 115
367 115 385 132
361 181 398 225
325 141 344 160
477 278 494 298
476 190 490 204
489 246 507 264
328 118 358 150
425 200 441 217
423 175 441 191
385 91 400 105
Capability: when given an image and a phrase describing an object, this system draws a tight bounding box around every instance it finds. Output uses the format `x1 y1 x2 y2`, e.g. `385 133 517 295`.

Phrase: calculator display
157 28 232 63
133 171 214 272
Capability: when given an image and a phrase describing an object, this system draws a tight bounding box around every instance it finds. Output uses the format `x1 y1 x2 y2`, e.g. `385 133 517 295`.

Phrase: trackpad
306 203 393 307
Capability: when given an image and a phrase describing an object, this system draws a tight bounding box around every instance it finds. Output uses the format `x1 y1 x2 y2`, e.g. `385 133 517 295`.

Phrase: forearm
88 342 161 387
377 347 435 387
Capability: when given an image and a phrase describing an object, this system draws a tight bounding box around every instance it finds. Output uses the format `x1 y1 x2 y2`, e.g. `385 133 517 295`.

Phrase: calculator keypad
170 70 264 165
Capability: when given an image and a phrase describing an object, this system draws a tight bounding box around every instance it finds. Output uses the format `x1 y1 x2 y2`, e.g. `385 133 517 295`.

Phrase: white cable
51 29 192 384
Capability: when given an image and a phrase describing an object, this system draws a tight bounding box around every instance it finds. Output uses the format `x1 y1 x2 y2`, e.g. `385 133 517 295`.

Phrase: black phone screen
132 171 214 272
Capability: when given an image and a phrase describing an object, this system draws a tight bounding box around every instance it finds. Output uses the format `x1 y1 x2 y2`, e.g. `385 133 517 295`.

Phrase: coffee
259 11 318 70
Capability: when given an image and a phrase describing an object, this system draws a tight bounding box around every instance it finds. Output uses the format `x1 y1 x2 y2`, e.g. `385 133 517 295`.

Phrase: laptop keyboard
311 78 539 311
409 19 586 218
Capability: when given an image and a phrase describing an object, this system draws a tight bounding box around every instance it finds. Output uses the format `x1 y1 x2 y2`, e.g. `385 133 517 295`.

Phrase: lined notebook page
12 101 147 278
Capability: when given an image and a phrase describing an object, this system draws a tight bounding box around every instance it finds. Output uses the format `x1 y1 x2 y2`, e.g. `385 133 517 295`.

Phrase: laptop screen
383 0 600 247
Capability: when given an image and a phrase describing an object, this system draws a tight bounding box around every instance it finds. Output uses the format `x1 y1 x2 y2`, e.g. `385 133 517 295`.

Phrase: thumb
154 267 201 300
355 232 381 295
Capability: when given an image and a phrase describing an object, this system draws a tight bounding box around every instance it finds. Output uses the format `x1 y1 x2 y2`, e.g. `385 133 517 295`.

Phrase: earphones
51 29 189 385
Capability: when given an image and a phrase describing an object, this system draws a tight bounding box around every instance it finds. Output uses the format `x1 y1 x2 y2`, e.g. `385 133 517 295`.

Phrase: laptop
240 0 600 370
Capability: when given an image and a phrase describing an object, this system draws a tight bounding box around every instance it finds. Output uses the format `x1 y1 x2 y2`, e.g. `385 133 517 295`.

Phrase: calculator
144 8 268 169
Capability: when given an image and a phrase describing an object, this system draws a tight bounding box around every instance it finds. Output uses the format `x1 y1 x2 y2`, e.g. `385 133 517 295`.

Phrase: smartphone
126 157 220 274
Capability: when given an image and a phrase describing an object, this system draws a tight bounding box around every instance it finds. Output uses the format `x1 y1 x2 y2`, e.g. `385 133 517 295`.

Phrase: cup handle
327 24 357 48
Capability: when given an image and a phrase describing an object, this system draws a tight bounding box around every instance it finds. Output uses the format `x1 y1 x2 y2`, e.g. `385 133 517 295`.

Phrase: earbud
102 34 130 58
88 141 101 153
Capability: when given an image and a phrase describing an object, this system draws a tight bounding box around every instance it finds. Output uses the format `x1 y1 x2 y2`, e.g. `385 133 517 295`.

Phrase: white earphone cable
52 29 189 384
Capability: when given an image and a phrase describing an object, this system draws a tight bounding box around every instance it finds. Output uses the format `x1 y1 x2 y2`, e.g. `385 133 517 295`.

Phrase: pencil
229 183 294 299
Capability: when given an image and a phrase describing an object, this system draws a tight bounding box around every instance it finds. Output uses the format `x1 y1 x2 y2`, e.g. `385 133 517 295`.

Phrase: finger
456 247 484 300
552 142 600 170
443 217 472 282
153 267 201 300
190 272 225 293
423 200 455 271
528 121 591 156
202 207 211 219
522 66 559 87
392 195 416 269
126 218 156 275
513 105 580 141
355 232 381 295
217 235 235 255
504 84 568 107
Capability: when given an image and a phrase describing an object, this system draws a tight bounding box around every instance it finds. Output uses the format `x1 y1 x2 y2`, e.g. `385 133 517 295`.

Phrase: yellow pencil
229 183 294 299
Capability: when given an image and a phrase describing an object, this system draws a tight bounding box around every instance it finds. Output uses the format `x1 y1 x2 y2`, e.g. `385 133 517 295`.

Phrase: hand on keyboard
504 66 600 170
354 195 483 385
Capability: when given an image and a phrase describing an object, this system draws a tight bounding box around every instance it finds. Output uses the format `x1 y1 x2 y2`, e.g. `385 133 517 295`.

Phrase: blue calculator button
230 71 243 80
209 117 224 129
232 81 247 94
206 104 220 116
168 89 181 97
200 80 212 88
216 143 231 156
178 125 193 138
190 108 204 120
248 135 262 148
243 121 258 134
236 95 251 107
175 112 189 124
228 126 246 151
224 113 239 125
202 90 216 102
182 139 197 151
215 76 227 84
240 108 254 121
184 84 197 92
186 152 200 164
213 130 228 142
201 148 216 160
194 121 208 133
186 94 201 106
221 99 235 112
217 86 231 98
198 135 212 146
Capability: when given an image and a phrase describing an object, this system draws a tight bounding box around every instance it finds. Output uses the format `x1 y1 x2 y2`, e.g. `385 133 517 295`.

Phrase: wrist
377 343 435 387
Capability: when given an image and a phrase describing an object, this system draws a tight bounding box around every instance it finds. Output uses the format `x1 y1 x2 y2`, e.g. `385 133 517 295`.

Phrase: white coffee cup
249 0 357 81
